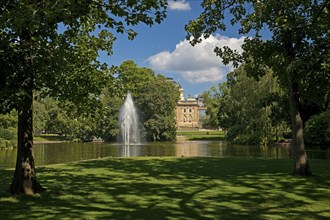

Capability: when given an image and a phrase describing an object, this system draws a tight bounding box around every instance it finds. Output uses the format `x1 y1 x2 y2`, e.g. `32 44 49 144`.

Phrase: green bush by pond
0 127 16 148
305 110 330 146
1 157 329 219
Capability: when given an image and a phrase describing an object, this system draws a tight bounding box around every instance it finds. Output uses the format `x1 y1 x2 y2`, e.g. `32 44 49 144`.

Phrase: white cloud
147 35 245 83
168 0 191 11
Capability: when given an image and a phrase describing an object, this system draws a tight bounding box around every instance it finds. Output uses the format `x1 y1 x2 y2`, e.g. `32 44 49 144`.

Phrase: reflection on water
0 141 329 169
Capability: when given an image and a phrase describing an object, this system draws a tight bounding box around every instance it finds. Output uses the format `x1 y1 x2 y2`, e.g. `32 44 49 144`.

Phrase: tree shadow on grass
0 169 12 196
1 158 329 219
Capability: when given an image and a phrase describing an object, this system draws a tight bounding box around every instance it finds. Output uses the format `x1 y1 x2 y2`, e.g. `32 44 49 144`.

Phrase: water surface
0 141 328 169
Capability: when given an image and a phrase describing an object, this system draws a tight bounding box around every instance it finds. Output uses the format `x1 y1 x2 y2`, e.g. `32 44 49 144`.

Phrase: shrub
304 110 330 146
0 127 17 148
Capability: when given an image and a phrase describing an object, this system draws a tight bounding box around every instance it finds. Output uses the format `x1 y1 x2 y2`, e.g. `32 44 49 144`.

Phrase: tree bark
282 28 312 176
9 28 45 195
289 82 312 176
9 90 45 195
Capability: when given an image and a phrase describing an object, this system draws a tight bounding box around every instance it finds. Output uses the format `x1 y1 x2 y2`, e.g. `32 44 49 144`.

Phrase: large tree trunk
9 29 45 195
9 90 45 195
282 29 312 176
289 82 312 176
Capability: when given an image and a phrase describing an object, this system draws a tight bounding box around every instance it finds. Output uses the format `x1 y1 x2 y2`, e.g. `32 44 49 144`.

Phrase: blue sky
98 0 247 97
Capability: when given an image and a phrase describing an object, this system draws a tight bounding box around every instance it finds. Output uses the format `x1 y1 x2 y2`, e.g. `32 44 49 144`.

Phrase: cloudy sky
99 0 247 97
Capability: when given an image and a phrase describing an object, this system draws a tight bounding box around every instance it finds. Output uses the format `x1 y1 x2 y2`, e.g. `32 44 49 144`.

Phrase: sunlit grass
1 157 329 219
177 130 225 140
34 134 67 142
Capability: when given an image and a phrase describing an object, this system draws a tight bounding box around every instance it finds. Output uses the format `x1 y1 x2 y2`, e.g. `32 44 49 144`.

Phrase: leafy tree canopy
0 0 167 113
185 0 329 175
0 0 168 194
186 0 329 112
116 60 155 97
215 66 287 145
136 75 180 141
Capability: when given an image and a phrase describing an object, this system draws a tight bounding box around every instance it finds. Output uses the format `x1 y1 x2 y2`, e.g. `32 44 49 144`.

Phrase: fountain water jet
119 92 140 146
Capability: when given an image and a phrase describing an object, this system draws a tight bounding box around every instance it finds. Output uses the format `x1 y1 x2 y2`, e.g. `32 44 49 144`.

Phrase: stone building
166 77 205 129
175 88 200 128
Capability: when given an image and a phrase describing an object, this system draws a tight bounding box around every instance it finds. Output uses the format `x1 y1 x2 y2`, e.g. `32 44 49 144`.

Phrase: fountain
119 92 140 146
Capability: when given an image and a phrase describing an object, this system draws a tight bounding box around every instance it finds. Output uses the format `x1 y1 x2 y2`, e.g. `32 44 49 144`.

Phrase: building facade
175 88 200 128
166 77 205 129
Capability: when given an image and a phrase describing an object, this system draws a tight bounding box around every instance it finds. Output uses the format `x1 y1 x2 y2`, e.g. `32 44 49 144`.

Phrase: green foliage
0 127 17 148
0 1 169 150
214 66 287 145
304 110 330 146
186 0 330 119
200 86 221 129
1 0 169 194
116 60 154 96
136 75 179 141
0 111 17 148
34 96 96 141
186 1 330 115
0 0 168 129
74 116 97 142
33 96 48 133
31 61 179 143
93 60 156 141
185 1 328 175
0 111 17 128
94 92 122 142
98 61 179 142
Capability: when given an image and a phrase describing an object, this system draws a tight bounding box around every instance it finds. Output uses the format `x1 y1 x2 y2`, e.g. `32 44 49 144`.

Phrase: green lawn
33 134 67 143
177 130 225 141
1 157 329 219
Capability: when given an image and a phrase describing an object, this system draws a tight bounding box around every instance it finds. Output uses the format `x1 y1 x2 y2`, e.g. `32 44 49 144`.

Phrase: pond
0 141 329 169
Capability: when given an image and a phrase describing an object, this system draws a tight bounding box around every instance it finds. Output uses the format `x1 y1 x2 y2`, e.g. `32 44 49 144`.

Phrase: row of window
182 108 193 113
183 117 193 122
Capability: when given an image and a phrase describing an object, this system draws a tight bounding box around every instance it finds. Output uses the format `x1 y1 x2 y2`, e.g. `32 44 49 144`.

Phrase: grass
177 130 225 141
1 157 329 219
34 134 67 143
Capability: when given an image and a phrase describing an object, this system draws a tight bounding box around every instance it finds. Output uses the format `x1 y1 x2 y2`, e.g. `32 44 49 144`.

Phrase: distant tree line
0 60 179 147
201 65 330 146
